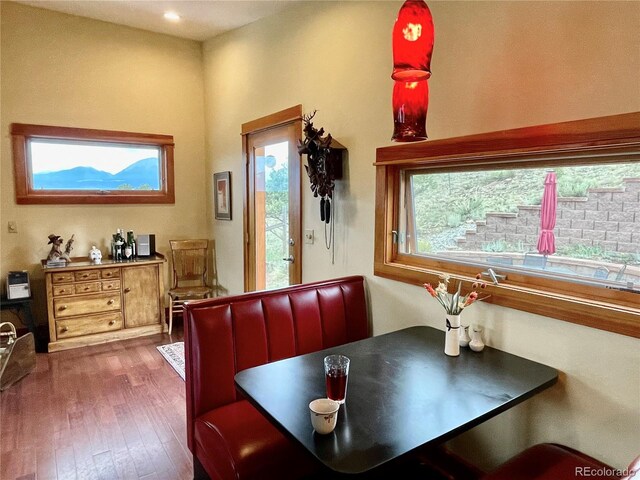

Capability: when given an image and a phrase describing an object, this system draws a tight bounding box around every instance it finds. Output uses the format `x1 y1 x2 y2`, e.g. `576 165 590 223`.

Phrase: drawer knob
109 320 115 326
107 299 114 305
61 327 68 333
124 288 131 293
82 274 88 278
59 305 67 311
84 287 89 291
60 289 65 293
105 272 112 277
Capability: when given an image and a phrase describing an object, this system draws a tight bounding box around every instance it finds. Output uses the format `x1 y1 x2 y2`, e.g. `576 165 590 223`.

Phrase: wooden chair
168 239 214 335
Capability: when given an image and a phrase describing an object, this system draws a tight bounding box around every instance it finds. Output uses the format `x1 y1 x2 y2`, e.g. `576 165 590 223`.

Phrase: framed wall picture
214 171 232 220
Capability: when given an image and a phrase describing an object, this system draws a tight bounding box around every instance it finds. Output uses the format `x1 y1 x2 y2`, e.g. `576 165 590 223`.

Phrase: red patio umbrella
537 171 557 255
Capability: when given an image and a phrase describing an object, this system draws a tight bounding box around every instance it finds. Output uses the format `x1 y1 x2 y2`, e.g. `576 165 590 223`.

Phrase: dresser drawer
101 280 121 292
56 313 123 339
101 268 120 280
74 282 101 294
51 272 74 284
52 285 74 296
74 270 100 282
54 292 121 318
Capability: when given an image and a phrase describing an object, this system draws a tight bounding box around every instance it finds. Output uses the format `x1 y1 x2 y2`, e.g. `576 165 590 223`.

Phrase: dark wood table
235 326 558 475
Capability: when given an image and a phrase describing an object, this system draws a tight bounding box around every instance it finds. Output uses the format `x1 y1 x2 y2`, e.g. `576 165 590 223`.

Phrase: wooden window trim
11 123 175 204
374 112 640 338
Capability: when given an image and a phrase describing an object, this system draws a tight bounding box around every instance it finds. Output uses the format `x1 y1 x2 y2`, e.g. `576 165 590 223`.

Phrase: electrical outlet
304 229 314 244
8 221 17 233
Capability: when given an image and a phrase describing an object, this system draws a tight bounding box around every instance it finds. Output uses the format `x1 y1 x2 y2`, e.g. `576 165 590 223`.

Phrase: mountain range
33 158 160 190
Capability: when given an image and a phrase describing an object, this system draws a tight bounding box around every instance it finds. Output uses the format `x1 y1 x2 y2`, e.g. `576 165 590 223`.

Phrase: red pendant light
392 80 429 142
391 0 434 142
392 0 434 81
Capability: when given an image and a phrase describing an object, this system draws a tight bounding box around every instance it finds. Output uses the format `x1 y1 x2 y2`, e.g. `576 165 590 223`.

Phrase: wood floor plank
92 450 119 480
110 444 139 480
15 474 36 480
127 441 156 478
13 447 36 479
54 445 77 480
162 438 193 479
0 328 190 480
35 444 58 480
144 441 178 478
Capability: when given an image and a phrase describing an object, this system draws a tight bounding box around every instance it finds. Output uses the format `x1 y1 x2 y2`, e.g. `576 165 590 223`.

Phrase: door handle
282 255 294 263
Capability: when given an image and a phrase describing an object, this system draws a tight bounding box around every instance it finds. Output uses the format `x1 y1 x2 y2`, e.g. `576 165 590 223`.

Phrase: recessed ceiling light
164 12 181 22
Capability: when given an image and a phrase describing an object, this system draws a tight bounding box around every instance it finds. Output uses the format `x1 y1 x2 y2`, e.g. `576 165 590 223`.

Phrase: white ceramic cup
309 398 340 434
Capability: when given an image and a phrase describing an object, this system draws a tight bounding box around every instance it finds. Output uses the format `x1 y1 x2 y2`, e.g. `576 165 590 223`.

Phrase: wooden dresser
42 255 166 352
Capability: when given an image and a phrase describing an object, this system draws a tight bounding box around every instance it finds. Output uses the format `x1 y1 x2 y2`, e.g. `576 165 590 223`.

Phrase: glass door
243 107 302 291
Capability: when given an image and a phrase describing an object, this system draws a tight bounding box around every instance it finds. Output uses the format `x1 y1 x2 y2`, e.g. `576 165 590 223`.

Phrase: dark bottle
114 229 125 261
127 230 137 258
123 230 134 260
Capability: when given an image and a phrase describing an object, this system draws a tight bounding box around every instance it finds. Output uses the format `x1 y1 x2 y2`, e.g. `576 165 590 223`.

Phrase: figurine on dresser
61 234 75 261
89 245 102 263
46 234 64 261
46 233 75 265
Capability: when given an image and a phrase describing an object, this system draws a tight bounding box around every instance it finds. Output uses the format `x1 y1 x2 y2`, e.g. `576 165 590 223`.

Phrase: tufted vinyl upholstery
184 276 369 480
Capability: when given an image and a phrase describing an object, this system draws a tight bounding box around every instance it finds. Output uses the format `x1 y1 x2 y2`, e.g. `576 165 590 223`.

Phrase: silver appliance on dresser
137 234 156 256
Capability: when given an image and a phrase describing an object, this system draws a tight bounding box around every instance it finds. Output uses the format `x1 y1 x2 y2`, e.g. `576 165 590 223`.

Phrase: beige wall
1 2 207 321
1 0 638 471
203 0 639 470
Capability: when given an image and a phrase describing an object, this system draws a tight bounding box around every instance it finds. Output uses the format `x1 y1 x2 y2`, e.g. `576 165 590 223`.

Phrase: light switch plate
8 221 17 233
304 229 314 244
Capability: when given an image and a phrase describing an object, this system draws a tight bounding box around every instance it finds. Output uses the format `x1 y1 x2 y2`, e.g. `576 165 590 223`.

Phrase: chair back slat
170 239 209 289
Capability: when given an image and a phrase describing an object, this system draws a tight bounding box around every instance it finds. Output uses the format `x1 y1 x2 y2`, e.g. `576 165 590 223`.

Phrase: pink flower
464 291 478 306
423 283 438 298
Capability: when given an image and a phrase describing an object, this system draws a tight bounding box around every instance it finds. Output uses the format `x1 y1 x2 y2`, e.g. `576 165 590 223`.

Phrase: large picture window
375 112 640 337
11 124 175 204
401 163 639 284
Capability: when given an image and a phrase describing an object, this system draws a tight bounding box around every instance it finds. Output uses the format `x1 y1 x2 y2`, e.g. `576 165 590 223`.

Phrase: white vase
459 325 471 347
469 325 485 352
445 314 461 356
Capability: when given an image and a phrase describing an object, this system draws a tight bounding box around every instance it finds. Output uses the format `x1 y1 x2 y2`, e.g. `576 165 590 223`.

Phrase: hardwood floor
0 328 191 480
0 328 483 480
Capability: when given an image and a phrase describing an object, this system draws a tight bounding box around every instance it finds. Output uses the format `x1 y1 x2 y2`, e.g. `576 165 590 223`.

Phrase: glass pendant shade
392 0 434 81
392 80 429 142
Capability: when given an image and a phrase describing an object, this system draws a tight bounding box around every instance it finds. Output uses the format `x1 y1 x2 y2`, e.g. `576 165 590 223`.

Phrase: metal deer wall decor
297 111 346 261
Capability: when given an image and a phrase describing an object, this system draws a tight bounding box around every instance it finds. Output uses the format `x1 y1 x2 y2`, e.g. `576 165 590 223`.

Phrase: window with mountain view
30 140 161 191
11 124 174 204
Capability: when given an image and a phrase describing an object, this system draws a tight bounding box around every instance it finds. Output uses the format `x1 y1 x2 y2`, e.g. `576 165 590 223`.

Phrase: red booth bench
184 276 369 480
484 443 640 480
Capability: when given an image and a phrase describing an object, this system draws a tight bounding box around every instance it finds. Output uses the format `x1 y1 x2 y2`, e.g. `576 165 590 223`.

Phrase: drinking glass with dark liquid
324 355 350 404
